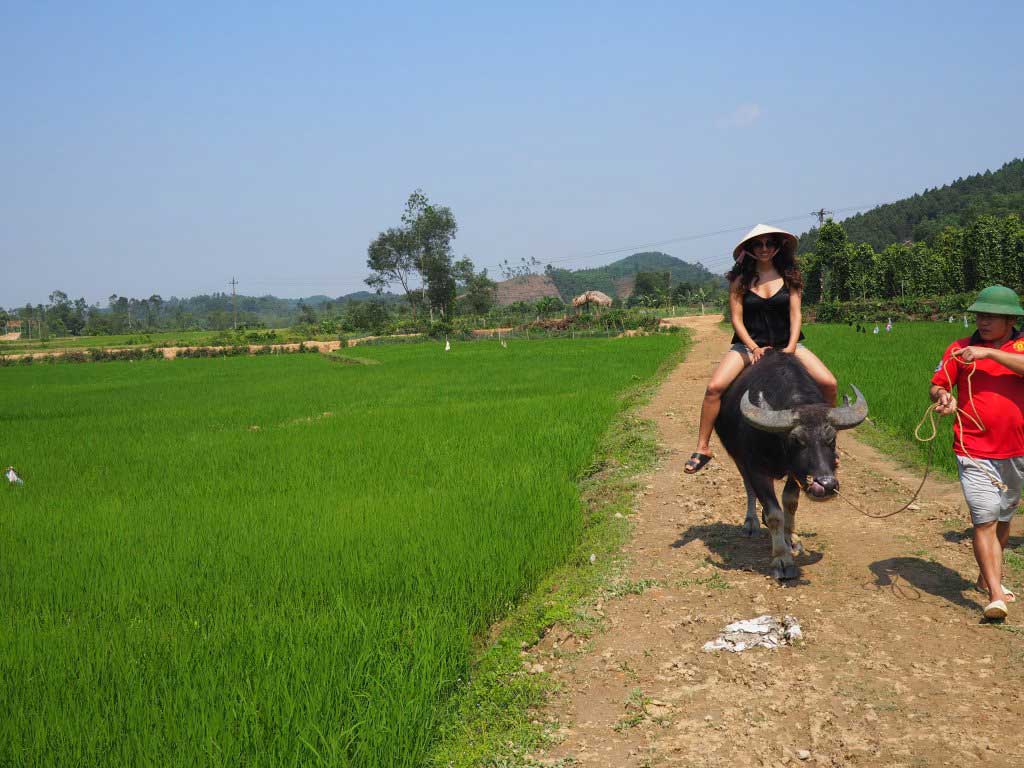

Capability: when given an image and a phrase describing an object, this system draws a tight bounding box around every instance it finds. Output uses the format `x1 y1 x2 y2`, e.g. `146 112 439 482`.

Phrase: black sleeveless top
730 284 805 348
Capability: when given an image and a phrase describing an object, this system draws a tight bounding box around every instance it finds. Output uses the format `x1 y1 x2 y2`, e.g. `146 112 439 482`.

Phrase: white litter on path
702 615 802 653
5 466 24 485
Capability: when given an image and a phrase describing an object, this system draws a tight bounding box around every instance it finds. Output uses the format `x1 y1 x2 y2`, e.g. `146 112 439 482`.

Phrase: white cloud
721 103 762 128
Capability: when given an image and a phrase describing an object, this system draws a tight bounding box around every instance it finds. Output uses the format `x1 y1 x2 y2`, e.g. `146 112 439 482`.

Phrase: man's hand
954 345 992 363
933 388 958 416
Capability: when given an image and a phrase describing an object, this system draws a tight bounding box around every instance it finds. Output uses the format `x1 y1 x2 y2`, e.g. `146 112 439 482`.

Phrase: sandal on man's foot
684 452 713 474
976 582 1016 603
984 600 1008 620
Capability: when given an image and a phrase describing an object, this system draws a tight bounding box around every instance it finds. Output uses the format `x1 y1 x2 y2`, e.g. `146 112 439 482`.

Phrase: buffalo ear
828 385 868 430
740 390 796 433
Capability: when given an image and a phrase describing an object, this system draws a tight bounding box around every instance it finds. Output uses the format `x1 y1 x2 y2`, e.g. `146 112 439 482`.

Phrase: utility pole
810 209 833 300
810 208 833 227
813 208 830 226
230 277 239 330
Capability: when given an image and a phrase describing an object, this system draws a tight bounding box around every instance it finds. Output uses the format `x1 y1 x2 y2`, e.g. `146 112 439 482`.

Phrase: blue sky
2 1 1022 307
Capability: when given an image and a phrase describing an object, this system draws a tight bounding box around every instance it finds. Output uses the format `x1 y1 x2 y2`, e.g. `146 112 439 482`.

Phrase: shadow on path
672 521 824 582
868 556 978 610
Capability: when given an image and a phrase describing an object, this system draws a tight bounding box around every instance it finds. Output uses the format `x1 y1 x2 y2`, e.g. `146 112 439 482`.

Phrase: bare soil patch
534 314 1024 767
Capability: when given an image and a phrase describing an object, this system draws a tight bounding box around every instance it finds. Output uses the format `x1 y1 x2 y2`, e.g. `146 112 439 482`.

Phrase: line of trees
802 214 1024 303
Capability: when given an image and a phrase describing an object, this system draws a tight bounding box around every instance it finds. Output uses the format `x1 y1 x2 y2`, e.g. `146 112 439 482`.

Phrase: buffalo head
739 386 868 498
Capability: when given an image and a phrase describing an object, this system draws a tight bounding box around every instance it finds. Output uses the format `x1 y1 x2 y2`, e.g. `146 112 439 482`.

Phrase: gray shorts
956 455 1024 525
730 342 806 364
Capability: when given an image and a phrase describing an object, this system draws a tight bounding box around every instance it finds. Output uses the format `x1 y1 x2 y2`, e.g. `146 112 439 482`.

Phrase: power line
221 204 885 291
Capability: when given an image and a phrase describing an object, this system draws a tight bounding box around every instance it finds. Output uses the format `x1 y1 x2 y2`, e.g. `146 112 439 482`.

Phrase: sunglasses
747 238 780 249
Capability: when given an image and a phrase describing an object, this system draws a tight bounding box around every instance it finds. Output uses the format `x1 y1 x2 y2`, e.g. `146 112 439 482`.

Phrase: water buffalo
714 350 867 580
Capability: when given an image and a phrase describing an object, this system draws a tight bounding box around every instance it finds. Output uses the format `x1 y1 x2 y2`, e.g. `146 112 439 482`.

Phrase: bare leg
692 350 747 457
793 347 838 406
973 521 1008 605
977 519 1012 594
782 476 804 557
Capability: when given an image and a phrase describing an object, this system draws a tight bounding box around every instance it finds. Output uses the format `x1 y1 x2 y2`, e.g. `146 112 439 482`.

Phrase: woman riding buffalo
684 224 838 474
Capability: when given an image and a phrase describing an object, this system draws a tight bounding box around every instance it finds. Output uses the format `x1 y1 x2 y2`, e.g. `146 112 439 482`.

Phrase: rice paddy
0 336 680 767
805 321 977 476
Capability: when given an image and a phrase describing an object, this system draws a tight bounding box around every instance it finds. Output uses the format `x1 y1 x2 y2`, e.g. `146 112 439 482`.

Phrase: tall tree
365 190 459 320
816 220 853 301
366 227 420 316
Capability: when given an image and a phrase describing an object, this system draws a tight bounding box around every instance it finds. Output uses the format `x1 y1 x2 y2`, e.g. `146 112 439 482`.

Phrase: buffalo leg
748 474 795 580
782 477 804 559
741 475 760 537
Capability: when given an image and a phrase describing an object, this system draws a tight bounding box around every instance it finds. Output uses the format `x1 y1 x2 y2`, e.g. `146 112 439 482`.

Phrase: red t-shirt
930 331 1024 459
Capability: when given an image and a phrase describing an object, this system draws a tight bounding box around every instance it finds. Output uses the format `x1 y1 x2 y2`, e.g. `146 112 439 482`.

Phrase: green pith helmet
967 285 1024 317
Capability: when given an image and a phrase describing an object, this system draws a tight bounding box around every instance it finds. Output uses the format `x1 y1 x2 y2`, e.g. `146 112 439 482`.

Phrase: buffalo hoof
771 561 798 581
742 518 760 537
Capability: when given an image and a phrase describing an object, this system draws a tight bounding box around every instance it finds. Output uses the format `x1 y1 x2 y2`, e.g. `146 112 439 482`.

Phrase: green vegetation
0 335 681 766
0 327 330 356
805 322 970 477
432 331 689 764
801 214 1024 306
546 251 724 302
799 158 1024 254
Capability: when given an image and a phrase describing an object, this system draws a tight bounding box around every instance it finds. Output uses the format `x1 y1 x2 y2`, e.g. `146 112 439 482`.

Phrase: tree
366 227 419 315
848 243 877 299
689 286 709 315
670 281 693 305
460 269 497 314
816 220 853 301
365 189 459 321
297 302 318 326
633 271 670 302
535 296 564 314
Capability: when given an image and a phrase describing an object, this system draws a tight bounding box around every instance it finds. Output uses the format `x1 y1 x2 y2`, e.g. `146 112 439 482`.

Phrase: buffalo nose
816 475 839 494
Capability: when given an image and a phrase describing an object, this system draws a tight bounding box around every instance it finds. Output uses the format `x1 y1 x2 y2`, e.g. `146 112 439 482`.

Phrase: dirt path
534 315 1024 767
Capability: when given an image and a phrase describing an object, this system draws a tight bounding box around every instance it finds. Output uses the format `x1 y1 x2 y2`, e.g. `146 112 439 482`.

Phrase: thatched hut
572 290 613 310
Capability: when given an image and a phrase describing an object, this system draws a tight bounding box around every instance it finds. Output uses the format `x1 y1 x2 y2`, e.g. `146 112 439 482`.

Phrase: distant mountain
544 251 722 301
494 275 562 305
798 158 1024 254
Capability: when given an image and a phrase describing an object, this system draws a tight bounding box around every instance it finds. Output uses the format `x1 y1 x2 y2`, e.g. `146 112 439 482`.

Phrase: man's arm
956 346 1024 375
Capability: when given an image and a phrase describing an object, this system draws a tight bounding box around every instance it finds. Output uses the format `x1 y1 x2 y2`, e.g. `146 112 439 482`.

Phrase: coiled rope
798 347 1005 520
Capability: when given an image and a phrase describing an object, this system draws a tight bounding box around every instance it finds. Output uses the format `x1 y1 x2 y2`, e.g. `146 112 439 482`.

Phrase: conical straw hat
733 224 798 261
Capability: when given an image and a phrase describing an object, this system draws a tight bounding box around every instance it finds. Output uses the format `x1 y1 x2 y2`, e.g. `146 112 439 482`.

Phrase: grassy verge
428 330 691 766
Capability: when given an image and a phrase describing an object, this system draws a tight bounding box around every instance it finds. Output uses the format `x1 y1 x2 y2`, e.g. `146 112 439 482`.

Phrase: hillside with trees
545 252 722 301
799 158 1024 255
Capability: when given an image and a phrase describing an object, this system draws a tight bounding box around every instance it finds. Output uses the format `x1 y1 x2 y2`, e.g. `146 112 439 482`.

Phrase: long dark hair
726 244 804 295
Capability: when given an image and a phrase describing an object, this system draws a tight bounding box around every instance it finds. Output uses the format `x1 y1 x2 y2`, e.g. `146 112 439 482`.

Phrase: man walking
930 285 1024 620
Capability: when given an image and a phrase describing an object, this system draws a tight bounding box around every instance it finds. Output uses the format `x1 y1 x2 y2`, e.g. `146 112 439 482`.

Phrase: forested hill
546 251 722 299
798 158 1024 254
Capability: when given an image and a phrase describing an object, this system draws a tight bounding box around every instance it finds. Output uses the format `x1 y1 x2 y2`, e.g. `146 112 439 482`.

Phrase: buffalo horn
828 385 868 430
740 390 797 433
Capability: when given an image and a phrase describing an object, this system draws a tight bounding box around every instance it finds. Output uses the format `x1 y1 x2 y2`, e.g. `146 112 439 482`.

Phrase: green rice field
805 321 978 477
0 336 680 766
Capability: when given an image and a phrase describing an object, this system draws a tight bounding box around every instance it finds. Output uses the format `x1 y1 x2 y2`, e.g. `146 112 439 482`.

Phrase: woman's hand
750 346 770 363
782 344 797 354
